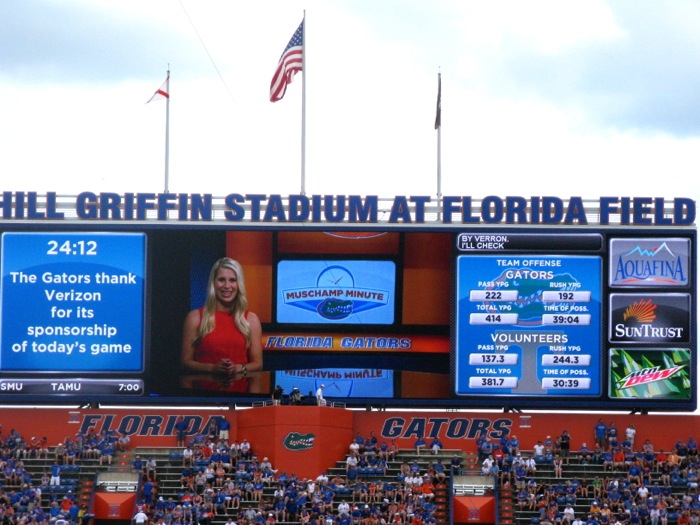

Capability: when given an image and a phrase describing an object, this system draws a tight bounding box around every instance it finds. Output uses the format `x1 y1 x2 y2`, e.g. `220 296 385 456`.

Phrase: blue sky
1 0 699 201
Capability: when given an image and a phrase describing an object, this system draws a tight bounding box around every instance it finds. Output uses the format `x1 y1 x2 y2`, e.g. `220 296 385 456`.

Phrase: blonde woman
182 258 263 392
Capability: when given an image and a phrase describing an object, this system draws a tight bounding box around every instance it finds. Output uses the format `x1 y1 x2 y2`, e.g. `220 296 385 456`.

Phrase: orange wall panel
399 372 450 398
402 233 451 325
453 496 495 523
226 230 274 322
237 406 354 479
93 493 136 520
1 408 699 473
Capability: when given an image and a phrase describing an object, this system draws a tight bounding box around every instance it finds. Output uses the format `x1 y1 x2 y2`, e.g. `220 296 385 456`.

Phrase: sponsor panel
609 238 690 287
609 348 691 399
609 293 690 343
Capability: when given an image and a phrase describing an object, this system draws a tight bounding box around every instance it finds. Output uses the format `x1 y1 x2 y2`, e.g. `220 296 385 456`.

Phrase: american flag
270 20 304 102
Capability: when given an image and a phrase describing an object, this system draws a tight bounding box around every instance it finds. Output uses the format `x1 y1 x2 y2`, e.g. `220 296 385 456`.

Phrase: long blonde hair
194 258 251 348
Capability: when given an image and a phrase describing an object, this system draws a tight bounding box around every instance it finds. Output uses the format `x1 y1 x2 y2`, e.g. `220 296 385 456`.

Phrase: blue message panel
455 255 602 396
0 232 146 372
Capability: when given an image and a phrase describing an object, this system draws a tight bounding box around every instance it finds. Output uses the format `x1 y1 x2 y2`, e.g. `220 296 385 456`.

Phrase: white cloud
0 0 697 201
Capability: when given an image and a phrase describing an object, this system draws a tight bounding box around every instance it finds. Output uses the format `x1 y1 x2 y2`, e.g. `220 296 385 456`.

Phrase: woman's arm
234 311 263 375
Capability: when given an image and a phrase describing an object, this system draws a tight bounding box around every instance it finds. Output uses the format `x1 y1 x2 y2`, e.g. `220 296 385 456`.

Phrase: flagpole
164 69 171 193
300 11 307 196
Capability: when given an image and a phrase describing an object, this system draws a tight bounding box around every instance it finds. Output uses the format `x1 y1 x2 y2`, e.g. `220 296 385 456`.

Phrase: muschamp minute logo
609 238 689 287
278 261 395 323
609 294 690 343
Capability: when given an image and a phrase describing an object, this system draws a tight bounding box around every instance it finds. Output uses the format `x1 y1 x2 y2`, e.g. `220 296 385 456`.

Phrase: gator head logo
490 269 582 326
283 431 316 451
317 298 353 320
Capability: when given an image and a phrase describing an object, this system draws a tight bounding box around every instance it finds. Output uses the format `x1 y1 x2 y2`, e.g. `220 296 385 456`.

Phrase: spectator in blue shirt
132 456 144 475
218 418 231 441
479 438 494 462
509 435 520 455
429 438 443 455
594 419 608 448
415 437 426 455
50 462 62 486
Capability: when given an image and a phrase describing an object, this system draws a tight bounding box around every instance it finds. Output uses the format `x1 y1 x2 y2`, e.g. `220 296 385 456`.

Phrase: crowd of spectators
8 416 700 525
140 427 450 525
478 422 700 525
0 425 91 525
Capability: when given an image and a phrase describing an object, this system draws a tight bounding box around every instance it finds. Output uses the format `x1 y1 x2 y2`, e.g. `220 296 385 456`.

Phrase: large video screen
0 225 695 411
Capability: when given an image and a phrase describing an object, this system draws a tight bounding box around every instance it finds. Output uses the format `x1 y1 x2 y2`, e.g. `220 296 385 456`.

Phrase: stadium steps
498 484 515 525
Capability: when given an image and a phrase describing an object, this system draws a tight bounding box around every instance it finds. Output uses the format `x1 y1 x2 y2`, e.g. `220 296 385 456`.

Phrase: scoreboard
453 232 694 410
0 192 695 410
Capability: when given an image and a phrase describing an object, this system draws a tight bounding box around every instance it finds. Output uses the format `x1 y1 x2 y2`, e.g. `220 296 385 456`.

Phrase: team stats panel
455 250 602 396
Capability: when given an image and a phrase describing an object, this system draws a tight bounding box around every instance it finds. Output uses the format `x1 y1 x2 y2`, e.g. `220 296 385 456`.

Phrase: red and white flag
147 73 170 103
270 20 304 102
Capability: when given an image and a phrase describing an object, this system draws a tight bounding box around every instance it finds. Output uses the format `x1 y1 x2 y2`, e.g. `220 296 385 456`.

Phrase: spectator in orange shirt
655 449 668 472
493 447 505 468
613 448 626 470
666 450 680 468
422 478 435 501
60 495 73 513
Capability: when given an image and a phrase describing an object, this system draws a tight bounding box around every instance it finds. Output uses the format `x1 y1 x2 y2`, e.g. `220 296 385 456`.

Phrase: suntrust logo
609 294 690 343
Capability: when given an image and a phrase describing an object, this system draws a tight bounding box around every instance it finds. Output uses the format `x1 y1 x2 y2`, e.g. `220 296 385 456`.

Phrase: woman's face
214 267 239 308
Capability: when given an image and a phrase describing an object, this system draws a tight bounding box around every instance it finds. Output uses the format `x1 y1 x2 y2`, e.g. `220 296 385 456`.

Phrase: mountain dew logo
283 431 316 451
610 348 691 399
618 366 684 389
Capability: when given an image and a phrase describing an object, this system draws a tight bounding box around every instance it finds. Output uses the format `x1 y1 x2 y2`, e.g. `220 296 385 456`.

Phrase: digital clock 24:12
46 240 98 256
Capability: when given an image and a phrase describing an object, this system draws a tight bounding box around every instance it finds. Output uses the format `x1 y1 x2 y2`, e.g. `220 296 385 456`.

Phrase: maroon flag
434 73 441 129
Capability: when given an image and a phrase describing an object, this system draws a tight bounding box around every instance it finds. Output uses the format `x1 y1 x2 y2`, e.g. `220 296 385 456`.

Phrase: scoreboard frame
0 192 695 411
